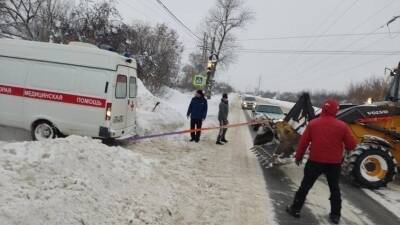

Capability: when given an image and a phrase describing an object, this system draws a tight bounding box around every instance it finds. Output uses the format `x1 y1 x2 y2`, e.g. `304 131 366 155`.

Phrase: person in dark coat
216 93 229 145
286 99 357 224
187 90 208 142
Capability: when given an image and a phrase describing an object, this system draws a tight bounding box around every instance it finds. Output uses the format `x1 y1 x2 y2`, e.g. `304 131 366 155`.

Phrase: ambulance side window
129 77 137 98
115 75 127 99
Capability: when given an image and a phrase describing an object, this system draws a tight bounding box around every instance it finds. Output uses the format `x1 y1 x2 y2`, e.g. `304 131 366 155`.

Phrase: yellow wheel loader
253 64 400 189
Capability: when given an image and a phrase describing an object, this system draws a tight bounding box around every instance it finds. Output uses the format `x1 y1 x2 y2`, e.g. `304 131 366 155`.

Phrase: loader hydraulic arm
284 93 316 126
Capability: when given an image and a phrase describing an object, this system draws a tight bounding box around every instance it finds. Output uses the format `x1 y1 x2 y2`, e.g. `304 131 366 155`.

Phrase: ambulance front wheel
32 120 58 141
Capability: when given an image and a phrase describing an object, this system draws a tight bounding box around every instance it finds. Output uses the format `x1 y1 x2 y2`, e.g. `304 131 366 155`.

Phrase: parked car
251 104 285 130
242 96 257 110
0 39 138 141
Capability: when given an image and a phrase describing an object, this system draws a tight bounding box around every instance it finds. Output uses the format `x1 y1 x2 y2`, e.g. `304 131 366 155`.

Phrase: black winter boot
286 205 300 218
329 214 340 224
216 141 224 145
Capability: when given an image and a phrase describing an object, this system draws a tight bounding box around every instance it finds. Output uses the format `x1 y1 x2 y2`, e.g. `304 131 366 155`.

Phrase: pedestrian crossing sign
193 74 206 88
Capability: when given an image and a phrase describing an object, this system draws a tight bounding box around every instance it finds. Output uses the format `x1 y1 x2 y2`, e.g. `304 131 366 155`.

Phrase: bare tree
0 0 46 40
37 0 71 42
204 0 253 69
347 76 389 104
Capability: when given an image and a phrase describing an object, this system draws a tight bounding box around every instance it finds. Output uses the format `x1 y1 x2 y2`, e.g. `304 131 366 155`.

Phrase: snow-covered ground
0 84 275 224
135 80 185 135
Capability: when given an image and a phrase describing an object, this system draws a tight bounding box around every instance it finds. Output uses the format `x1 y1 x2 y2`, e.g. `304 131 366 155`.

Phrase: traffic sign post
192 74 207 89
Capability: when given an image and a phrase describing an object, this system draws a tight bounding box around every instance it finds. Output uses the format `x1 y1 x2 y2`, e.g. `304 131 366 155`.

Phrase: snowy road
247 98 400 225
123 95 277 225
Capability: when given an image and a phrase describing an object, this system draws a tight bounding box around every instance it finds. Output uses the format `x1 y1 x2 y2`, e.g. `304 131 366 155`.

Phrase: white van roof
0 39 136 71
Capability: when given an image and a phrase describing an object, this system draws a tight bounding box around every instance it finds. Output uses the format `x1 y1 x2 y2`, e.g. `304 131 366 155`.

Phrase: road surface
245 99 400 225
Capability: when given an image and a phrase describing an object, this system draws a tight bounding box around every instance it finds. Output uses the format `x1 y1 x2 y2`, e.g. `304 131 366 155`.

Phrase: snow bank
136 80 185 135
159 86 193 118
0 136 189 225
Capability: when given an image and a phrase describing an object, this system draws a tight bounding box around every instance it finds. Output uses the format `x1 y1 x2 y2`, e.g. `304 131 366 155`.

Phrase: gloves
295 159 303 166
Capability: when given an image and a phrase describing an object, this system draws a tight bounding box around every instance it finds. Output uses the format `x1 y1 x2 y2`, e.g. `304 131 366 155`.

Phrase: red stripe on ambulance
0 84 106 108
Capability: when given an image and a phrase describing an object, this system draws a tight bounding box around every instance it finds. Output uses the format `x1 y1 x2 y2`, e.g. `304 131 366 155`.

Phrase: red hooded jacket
295 100 357 164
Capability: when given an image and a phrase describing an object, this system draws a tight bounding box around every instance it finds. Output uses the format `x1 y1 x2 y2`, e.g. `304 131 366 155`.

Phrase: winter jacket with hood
295 100 357 164
187 96 208 120
218 99 229 121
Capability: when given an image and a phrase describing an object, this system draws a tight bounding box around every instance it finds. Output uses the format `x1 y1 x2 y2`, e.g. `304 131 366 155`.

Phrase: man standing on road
216 93 229 145
286 99 357 224
187 90 208 143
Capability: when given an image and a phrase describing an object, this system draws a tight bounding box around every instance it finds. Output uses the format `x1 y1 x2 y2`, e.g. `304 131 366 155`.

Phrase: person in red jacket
286 99 357 224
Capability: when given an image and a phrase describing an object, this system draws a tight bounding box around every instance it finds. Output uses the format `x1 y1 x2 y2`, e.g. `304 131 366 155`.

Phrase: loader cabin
0 39 138 141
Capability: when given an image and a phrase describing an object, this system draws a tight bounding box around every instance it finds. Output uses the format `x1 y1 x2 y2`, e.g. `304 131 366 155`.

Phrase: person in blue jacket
187 90 208 142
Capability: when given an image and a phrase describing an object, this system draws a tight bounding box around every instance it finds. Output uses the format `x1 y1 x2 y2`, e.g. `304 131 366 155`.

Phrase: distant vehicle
251 104 284 130
0 39 138 141
242 96 257 110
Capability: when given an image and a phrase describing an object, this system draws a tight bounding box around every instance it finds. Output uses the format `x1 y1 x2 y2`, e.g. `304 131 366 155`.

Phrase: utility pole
205 37 217 99
258 74 262 96
201 33 208 68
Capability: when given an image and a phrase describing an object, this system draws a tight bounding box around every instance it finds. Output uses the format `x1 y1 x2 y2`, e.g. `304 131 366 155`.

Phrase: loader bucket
274 121 300 158
253 121 300 158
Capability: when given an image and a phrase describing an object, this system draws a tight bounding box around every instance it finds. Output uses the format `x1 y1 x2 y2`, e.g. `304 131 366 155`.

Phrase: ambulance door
111 69 128 132
127 68 137 133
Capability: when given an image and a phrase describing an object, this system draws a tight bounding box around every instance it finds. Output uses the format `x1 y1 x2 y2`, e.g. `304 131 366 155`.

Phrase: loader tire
346 144 397 189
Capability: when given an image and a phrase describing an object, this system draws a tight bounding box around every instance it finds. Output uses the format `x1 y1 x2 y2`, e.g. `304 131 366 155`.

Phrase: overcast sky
117 0 400 93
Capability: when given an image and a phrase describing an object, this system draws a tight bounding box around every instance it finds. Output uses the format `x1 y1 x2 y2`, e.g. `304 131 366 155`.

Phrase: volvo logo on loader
366 110 389 116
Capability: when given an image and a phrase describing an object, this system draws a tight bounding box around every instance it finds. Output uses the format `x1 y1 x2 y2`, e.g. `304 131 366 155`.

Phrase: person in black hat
216 93 229 145
186 90 208 142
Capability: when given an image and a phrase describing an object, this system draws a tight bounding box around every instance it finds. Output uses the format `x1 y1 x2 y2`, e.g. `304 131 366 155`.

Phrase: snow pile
136 80 185 135
0 136 184 225
159 87 193 118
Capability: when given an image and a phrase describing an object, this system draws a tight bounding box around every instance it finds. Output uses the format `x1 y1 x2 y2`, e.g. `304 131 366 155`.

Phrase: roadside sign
192 74 206 88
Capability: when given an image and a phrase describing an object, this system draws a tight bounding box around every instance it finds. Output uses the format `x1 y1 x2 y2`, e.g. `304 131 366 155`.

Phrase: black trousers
190 119 203 141
217 120 228 141
291 160 342 216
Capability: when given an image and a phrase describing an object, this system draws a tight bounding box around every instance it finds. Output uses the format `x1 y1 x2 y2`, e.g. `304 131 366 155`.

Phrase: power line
297 16 400 77
124 0 198 43
278 0 347 69
153 0 202 41
349 0 396 31
235 49 400 56
316 33 400 80
238 31 400 41
285 0 359 74
295 1 398 76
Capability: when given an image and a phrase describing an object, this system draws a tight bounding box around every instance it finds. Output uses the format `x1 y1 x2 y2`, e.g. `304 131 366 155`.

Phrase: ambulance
0 39 138 140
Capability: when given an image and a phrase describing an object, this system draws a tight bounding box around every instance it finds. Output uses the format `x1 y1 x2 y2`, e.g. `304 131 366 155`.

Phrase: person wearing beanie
286 99 357 224
216 93 229 145
186 90 208 142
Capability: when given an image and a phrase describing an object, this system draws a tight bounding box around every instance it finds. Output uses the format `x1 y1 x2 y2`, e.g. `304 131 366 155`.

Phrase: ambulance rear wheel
32 120 57 141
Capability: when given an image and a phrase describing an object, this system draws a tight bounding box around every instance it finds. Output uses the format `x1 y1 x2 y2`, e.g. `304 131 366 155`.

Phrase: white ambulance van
0 39 138 140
